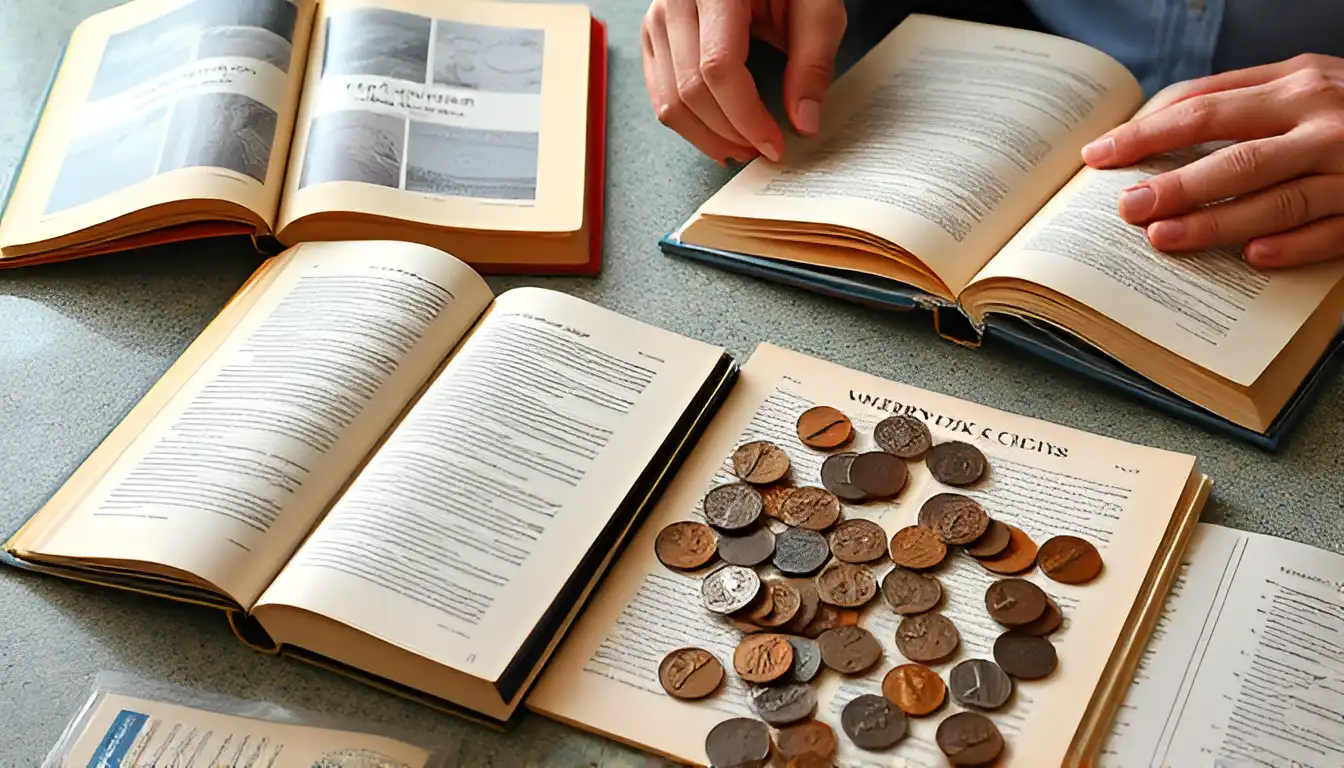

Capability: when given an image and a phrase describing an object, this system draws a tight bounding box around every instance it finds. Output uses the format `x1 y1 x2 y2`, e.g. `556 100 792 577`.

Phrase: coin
949 659 1013 710
841 694 908 750
816 562 878 608
797 406 854 449
1038 535 1104 584
728 616 765 634
979 524 1039 574
818 625 882 674
994 631 1058 679
888 525 947 570
717 525 776 568
786 636 823 683
935 496 989 546
848 451 909 499
801 605 860 639
703 482 764 532
739 582 775 624
918 493 955 529
782 755 831 768
925 441 988 486
705 717 772 768
752 683 817 726
880 567 943 615
819 452 868 502
773 527 831 575
702 564 761 614
1017 597 1063 636
828 518 887 563
985 577 1048 627
779 486 842 530
734 633 794 684
781 578 822 634
936 711 1004 766
965 518 1012 558
873 414 932 459
773 720 837 763
658 647 724 700
732 440 792 485
760 482 796 520
755 579 802 627
881 663 946 716
655 521 718 570
895 613 960 663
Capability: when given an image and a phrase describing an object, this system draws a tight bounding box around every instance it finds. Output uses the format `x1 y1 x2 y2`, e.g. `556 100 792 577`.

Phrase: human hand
640 0 847 164
1080 54 1344 268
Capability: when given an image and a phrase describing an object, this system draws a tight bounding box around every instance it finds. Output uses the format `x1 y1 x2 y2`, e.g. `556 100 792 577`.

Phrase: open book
0 0 608 274
528 343 1211 766
1 240 736 725
660 14 1344 448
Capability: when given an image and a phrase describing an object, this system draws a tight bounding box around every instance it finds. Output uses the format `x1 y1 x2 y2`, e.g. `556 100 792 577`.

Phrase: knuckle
1272 184 1313 224
1177 97 1218 133
699 52 736 86
1284 66 1338 100
675 72 708 103
1222 142 1265 177
654 100 686 127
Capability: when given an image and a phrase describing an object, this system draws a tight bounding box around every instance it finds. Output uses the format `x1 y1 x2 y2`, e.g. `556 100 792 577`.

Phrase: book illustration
196 25 293 74
44 108 170 213
405 123 537 201
160 92 279 183
311 749 412 768
299 110 406 189
321 7 431 82
432 21 544 94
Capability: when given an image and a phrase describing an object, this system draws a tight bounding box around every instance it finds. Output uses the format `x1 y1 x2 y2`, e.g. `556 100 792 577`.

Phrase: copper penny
760 482 796 520
828 518 888 563
773 720 837 763
703 482 764 532
818 625 883 674
925 441 988 487
882 663 947 716
717 525 776 568
797 406 854 449
728 616 765 634
732 440 792 485
873 414 932 459
783 755 832 768
978 524 1039 575
918 493 957 529
935 496 989 546
895 613 960 663
819 452 868 502
1017 597 1063 636
888 525 947 570
949 659 1013 710
658 647 724 700
985 578 1048 627
848 451 909 499
965 518 1012 558
779 486 842 531
781 578 822 634
733 634 794 684
994 630 1058 679
755 579 802 627
705 718 772 768
936 711 1004 766
1038 535 1104 584
801 604 860 639
816 562 878 608
880 567 943 615
740 581 776 624
654 521 718 570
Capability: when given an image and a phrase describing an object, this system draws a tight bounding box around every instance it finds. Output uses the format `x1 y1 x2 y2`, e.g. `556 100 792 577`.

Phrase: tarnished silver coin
701 564 762 614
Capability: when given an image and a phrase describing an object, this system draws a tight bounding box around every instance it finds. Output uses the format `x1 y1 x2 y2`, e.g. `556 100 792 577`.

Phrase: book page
969 149 1344 387
1100 523 1344 768
692 14 1142 295
528 343 1197 767
20 241 492 608
275 0 589 237
0 0 316 250
254 288 726 684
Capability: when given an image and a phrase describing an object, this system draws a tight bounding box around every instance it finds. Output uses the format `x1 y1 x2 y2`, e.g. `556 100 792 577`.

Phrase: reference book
659 14 1344 448
2 240 736 726
0 0 608 274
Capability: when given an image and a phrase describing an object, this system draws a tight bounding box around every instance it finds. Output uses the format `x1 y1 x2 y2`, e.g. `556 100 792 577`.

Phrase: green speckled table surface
1 0 1340 765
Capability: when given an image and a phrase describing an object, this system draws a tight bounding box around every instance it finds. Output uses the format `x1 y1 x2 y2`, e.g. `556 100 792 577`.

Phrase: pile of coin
653 405 1104 768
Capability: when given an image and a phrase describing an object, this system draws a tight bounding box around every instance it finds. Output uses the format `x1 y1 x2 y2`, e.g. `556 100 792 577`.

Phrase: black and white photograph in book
299 110 406 190
405 123 538 200
44 108 170 213
159 92 279 182
322 8 431 82
432 21 545 94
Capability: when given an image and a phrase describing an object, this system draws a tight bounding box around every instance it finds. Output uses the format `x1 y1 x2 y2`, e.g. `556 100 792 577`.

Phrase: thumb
784 0 846 137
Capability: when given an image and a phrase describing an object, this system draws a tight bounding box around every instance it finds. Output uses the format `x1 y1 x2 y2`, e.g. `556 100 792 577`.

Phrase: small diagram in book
431 21 544 94
321 8 431 82
299 110 406 190
405 123 538 201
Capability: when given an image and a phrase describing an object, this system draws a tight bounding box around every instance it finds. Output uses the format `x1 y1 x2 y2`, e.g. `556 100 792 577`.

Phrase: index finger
698 0 785 161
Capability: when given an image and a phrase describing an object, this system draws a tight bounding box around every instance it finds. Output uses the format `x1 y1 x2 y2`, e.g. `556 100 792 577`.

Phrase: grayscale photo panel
299 110 407 189
44 108 170 213
432 21 545 94
159 92 279 182
322 8 431 82
405 123 538 200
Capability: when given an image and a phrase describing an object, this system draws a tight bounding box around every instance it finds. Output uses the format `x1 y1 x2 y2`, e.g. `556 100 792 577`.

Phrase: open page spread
1100 523 1344 768
689 14 1142 295
528 343 1197 767
16 242 492 606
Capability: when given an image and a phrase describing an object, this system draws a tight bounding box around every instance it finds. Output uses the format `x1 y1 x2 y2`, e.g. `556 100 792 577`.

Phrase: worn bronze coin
717 525 776 568
828 518 888 563
918 493 955 529
781 578 821 634
732 440 792 485
728 616 764 634
880 567 943 615
802 605 860 639
873 414 933 459
985 577 1049 627
702 564 762 615
994 631 1058 679
760 482 797 520
1018 597 1063 636
705 717 772 768
779 486 842 531
848 451 909 499
658 647 724 700
654 521 718 570
979 524 1039 575
773 720 837 763
773 527 831 575
797 405 854 449
841 694 908 751
1039 535 1104 584
936 711 1004 766
818 625 882 674
926 441 988 487
965 518 1012 558
895 613 960 663
752 683 817 726
703 482 764 532
882 663 947 716
888 525 947 570
739 582 776 624
819 452 868 502
816 562 878 608
755 579 802 627
785 636 823 683
935 497 990 546
733 633 794 684
949 659 1013 711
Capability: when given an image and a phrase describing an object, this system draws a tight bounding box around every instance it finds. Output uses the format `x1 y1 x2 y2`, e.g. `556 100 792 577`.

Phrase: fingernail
796 98 821 135
1245 241 1277 265
1120 185 1156 220
1082 137 1114 165
1149 219 1186 246
759 141 782 163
